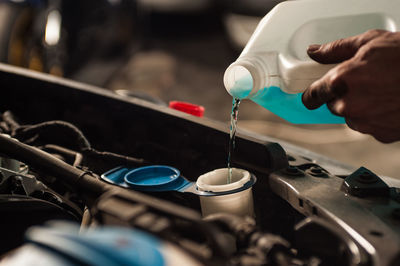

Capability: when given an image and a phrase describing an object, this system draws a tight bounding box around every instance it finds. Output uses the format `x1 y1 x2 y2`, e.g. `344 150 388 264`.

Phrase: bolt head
356 172 377 184
284 166 302 176
310 166 322 174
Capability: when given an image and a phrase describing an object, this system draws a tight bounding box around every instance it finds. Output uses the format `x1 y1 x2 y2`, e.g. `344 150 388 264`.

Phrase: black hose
42 144 146 167
15 120 91 150
0 134 106 197
14 121 146 166
82 148 146 166
42 144 80 163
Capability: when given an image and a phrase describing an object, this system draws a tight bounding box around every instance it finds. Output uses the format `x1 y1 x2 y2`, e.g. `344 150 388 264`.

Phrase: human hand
302 30 400 143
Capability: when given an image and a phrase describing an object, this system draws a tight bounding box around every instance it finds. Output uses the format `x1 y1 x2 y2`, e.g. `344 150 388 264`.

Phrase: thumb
307 29 388 64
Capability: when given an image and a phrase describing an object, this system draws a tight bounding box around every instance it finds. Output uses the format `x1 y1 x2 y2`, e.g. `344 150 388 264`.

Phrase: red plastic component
169 101 205 117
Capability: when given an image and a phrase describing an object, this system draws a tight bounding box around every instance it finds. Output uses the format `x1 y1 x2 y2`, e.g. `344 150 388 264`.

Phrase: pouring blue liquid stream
227 98 241 184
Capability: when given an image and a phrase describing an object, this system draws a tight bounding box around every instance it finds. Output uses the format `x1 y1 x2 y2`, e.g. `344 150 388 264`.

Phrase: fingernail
307 44 321 53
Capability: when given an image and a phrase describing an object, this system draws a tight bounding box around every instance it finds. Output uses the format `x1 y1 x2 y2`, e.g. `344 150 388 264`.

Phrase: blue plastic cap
124 165 180 189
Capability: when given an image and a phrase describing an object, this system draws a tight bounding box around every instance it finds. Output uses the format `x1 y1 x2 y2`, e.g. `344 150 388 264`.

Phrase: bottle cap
169 101 205 117
124 165 180 189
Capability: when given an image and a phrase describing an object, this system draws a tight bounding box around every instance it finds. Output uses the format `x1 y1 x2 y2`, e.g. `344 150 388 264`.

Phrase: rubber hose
15 120 91 150
0 134 106 196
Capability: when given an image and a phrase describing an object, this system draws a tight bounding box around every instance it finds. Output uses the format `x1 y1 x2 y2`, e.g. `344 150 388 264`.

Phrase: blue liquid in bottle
230 75 344 124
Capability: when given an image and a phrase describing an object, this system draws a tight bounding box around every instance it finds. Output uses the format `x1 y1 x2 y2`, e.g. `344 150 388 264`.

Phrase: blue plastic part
101 166 130 187
125 166 180 188
26 223 165 266
101 166 192 192
135 176 192 192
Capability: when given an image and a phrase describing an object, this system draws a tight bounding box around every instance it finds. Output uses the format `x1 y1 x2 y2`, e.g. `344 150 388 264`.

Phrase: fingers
302 67 348 110
307 39 359 64
301 78 333 110
303 30 392 113
303 30 400 143
307 29 389 64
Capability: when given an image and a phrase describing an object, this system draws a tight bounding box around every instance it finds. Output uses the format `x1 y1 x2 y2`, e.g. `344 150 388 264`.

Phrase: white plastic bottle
224 0 400 124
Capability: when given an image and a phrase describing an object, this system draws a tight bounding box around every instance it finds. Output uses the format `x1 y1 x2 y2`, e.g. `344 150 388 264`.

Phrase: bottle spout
224 64 254 99
224 55 270 99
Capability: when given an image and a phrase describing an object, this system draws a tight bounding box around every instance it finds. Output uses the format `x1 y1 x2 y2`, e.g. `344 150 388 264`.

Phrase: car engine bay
0 64 399 265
